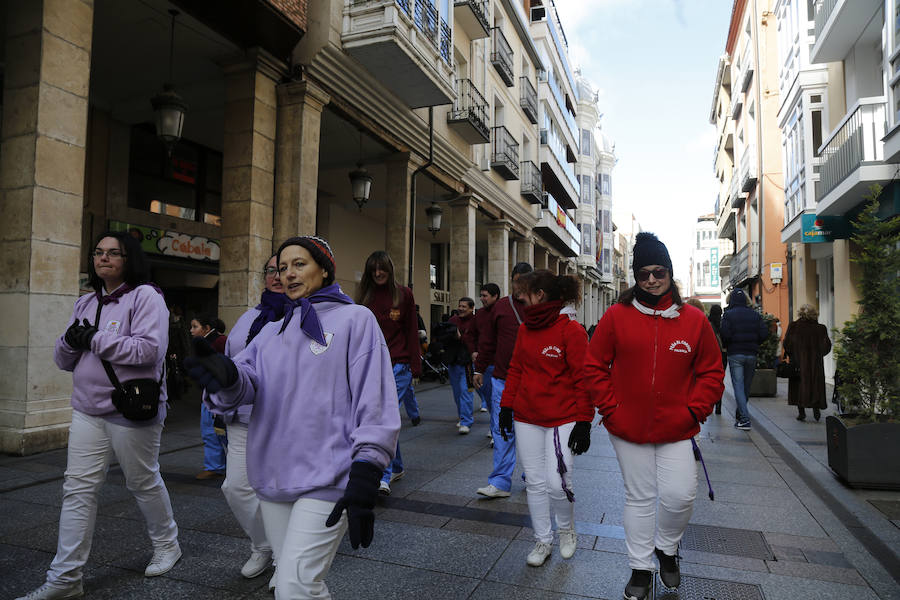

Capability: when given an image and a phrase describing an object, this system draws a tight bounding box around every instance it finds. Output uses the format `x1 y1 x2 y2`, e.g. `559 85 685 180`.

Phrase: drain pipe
408 107 434 288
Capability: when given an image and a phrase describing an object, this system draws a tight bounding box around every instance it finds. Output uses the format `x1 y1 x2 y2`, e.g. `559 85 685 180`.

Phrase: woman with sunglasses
584 233 724 600
17 232 180 600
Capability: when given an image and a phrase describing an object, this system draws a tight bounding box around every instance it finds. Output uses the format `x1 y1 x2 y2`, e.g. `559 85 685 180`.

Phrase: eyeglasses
93 249 126 259
636 268 669 282
263 267 279 276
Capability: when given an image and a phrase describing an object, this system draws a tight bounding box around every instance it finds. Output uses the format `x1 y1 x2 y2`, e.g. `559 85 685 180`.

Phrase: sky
554 0 735 285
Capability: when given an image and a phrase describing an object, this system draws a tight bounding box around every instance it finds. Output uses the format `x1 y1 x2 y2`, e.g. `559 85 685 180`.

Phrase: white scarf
631 299 681 319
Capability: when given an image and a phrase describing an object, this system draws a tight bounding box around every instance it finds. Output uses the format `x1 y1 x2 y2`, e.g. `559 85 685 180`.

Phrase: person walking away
782 304 832 421
707 304 726 414
584 232 724 600
218 254 287 587
475 284 501 414
166 306 191 402
498 270 594 567
356 251 422 495
720 288 769 430
190 314 228 479
473 263 533 498
447 298 478 433
17 231 180 600
186 236 400 599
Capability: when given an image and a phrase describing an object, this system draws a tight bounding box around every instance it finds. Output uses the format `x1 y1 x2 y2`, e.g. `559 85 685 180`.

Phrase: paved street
2 376 899 600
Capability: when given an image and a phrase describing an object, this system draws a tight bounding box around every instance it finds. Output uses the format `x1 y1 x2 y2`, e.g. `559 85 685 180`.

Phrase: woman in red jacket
498 270 594 567
584 233 724 600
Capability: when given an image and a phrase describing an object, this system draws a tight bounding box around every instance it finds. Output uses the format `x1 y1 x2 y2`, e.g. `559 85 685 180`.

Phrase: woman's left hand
567 422 592 455
325 461 382 549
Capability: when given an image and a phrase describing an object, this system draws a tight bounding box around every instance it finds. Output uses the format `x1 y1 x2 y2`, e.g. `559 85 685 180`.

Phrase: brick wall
266 0 307 31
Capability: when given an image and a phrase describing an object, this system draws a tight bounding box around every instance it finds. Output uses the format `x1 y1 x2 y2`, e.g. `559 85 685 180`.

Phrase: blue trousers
200 404 227 472
487 377 516 492
448 364 474 427
382 364 415 483
477 366 494 414
728 354 757 423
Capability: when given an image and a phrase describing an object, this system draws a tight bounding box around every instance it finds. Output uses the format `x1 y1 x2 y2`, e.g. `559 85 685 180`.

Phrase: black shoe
654 548 681 589
411 416 421 426
796 414 806 421
714 402 722 415
624 569 652 600
813 408 821 421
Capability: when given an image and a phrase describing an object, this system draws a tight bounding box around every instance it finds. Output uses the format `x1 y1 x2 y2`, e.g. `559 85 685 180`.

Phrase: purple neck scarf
278 283 354 344
247 289 288 345
96 282 163 305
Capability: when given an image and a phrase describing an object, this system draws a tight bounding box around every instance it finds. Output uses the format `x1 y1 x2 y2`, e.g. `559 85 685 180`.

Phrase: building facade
687 214 727 309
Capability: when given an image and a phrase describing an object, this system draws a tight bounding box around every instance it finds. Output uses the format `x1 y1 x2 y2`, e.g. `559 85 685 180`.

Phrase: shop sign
801 214 851 243
109 221 220 262
431 289 450 305
171 157 197 184
710 247 719 286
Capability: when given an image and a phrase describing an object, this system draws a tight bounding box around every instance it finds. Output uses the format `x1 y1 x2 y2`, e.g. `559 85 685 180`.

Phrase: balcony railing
817 97 886 200
453 0 489 39
491 126 519 180
447 79 489 143
520 160 542 204
740 144 757 192
490 27 514 87
729 174 743 208
814 0 839 43
440 18 451 64
413 0 438 46
520 76 538 124
731 243 749 284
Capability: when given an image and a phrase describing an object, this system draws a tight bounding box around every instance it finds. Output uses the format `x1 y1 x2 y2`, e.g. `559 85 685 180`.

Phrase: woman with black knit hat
584 232 724 600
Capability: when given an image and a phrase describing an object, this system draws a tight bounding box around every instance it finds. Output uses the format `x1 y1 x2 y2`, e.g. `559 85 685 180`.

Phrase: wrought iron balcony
729 173 744 208
520 76 538 124
731 243 749 284
817 97 886 202
520 161 542 204
740 144 757 192
447 79 490 144
491 126 519 180
453 0 489 39
490 27 514 87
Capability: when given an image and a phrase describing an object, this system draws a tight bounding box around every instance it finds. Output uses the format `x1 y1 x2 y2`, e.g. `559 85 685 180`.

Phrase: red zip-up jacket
449 313 477 355
584 295 724 444
500 313 594 427
474 296 526 380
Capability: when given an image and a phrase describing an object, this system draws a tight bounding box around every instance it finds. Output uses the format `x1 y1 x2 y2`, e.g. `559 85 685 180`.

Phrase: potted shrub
828 186 900 489
749 313 779 397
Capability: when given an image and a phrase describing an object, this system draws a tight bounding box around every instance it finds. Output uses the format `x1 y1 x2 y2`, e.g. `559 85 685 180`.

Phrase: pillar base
0 423 70 456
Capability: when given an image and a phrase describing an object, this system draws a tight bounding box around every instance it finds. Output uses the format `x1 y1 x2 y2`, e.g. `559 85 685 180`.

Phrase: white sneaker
240 549 272 578
479 406 488 412
14 582 83 600
458 425 470 434
476 484 510 498
379 480 391 495
559 528 577 559
526 541 552 566
456 421 461 428
144 543 182 577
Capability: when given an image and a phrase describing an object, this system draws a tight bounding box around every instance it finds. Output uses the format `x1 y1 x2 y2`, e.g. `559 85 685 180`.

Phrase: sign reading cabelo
109 221 221 262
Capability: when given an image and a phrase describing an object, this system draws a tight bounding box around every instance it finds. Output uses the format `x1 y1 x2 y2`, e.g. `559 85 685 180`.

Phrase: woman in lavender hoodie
186 236 400 599
17 232 180 600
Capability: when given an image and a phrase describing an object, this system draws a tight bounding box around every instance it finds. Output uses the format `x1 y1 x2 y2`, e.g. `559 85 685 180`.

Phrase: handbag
776 360 800 379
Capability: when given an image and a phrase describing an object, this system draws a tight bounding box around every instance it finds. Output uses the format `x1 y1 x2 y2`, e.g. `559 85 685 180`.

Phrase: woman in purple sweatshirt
187 236 400 599
17 232 180 600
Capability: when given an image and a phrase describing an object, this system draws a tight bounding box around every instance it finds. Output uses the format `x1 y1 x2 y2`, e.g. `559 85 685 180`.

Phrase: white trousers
48 410 178 584
609 434 697 570
514 421 576 544
221 423 272 555
259 497 347 599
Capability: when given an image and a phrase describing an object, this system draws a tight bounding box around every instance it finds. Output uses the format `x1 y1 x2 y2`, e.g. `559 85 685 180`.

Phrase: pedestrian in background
18 232 179 600
356 251 421 495
783 304 832 421
585 232 724 600
475 283 501 414
447 297 477 434
720 288 769 430
191 313 228 479
498 270 594 567
707 304 726 414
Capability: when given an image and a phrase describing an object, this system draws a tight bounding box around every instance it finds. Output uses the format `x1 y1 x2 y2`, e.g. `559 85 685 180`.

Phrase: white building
688 215 727 307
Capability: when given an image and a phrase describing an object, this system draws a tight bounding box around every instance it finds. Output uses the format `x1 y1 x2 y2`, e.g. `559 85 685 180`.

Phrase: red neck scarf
523 300 564 329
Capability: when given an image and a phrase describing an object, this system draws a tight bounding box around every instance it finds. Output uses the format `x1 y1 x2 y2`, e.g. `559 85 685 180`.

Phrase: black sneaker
654 548 681 589
624 569 652 600
411 416 421 426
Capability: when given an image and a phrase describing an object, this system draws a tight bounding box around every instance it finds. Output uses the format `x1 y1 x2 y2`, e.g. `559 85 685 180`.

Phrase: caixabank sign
800 214 851 243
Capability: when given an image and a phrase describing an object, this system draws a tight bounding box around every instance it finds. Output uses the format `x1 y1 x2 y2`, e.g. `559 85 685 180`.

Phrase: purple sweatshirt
205 300 401 503
54 284 169 427
221 307 260 425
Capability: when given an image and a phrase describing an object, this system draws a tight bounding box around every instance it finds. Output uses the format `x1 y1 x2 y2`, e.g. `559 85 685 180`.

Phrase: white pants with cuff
47 410 178 585
221 423 272 556
514 420 576 544
259 497 347 599
609 434 697 570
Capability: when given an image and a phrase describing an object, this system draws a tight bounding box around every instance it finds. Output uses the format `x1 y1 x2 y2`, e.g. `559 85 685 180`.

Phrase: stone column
833 239 861 329
274 80 330 245
0 0 93 454
517 234 535 266
385 153 415 284
488 220 511 296
219 50 285 330
449 195 477 302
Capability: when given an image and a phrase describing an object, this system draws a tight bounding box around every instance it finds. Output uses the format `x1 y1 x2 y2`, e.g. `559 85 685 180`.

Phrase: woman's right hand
183 337 238 393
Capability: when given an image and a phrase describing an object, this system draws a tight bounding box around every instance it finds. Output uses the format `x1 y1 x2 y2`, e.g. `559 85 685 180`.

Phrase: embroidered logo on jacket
310 332 334 355
389 308 402 321
105 320 120 334
541 345 562 358
669 340 692 354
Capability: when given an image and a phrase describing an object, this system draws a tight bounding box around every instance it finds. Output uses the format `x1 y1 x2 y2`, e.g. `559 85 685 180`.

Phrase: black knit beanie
277 235 336 284
632 232 672 278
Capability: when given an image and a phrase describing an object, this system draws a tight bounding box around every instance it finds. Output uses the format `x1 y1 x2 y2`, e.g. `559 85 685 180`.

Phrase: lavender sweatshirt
54 285 169 427
220 307 260 425
206 300 401 503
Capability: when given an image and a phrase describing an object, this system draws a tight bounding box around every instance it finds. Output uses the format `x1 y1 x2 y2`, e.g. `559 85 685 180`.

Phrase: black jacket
720 289 769 356
430 321 470 366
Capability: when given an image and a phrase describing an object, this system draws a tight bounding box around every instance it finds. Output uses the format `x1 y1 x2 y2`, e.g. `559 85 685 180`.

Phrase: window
580 128 592 157
580 224 593 256
580 175 592 205
600 173 611 195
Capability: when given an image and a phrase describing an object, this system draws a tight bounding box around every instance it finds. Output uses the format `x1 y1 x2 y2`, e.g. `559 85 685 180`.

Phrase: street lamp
425 203 443 236
349 164 373 211
151 10 187 156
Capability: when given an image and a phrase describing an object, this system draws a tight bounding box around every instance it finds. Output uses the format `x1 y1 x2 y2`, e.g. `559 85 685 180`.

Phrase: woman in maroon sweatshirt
356 251 421 495
498 270 594 567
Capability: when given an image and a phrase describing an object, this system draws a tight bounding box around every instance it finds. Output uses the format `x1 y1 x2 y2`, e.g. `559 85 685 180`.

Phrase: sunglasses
636 268 669 282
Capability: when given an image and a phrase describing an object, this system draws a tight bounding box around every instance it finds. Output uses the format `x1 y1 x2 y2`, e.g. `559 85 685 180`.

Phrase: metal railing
414 0 438 46
814 0 839 42
817 97 886 200
729 174 742 208
732 243 749 283
448 79 489 139
520 76 538 124
439 18 451 64
520 160 542 203
454 0 489 34
491 126 519 178
490 27 514 86
395 0 410 17
740 143 757 192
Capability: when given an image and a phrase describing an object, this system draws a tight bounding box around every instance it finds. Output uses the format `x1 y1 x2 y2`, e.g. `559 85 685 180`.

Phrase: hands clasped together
498 407 592 454
64 319 99 351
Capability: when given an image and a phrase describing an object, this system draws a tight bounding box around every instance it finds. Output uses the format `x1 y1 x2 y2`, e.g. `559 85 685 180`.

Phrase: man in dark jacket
720 288 769 430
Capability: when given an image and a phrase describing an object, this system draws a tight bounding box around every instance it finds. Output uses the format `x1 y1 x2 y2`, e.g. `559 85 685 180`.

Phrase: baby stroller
421 340 448 383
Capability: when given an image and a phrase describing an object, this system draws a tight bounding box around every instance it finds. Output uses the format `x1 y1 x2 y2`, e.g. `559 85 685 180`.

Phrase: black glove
64 320 83 349
325 460 382 549
498 407 513 442
567 421 592 455
183 336 238 393
68 318 98 350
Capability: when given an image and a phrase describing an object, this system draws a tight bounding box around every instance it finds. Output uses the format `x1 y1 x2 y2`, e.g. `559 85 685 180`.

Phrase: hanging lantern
425 203 443 236
151 10 187 156
349 164 373 211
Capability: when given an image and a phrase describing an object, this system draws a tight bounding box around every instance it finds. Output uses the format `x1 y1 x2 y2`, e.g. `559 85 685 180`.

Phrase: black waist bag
103 362 163 421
